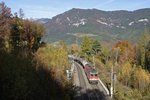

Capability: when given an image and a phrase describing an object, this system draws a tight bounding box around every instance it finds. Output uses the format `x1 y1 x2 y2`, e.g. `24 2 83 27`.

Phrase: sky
1 0 150 18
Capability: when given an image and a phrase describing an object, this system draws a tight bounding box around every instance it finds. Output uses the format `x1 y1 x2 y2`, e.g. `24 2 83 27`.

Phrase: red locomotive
84 63 99 84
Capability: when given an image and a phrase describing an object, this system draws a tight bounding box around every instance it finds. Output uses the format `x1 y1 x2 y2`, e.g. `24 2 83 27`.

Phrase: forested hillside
0 2 72 100
42 8 150 44
72 34 150 99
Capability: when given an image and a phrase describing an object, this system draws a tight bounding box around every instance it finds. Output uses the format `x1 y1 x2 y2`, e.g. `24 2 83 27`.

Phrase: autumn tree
134 67 150 92
0 2 71 100
70 43 80 55
11 16 45 56
114 40 136 64
0 2 12 52
119 62 132 86
35 43 69 83
30 21 45 53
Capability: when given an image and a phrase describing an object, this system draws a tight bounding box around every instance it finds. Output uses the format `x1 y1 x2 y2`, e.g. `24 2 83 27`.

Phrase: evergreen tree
91 40 101 55
11 13 23 54
81 36 101 56
145 41 150 71
18 8 24 19
137 28 150 68
81 36 93 56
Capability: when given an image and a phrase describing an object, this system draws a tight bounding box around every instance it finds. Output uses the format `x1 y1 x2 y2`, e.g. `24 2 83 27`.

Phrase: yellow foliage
118 62 150 94
119 62 132 86
134 67 150 92
34 43 70 87
122 62 132 76
35 43 69 71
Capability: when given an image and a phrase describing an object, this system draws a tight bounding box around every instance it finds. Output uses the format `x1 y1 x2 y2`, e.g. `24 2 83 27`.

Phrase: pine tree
91 40 101 55
137 28 150 68
11 13 23 53
145 41 150 71
81 36 101 57
81 36 93 56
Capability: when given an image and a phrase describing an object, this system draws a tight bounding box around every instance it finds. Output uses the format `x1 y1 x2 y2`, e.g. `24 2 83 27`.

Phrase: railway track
89 85 100 100
74 62 109 100
76 63 89 100
91 84 109 100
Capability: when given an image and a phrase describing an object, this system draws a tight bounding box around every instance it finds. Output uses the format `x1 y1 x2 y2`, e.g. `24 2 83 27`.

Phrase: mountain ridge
41 8 150 44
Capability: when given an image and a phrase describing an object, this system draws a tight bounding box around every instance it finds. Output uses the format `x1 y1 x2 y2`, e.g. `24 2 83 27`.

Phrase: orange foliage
70 44 80 54
114 40 136 64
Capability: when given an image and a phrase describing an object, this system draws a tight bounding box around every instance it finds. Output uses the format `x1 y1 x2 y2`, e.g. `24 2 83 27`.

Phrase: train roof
90 68 98 74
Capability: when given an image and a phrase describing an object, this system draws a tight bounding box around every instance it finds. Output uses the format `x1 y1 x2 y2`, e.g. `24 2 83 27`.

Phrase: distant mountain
41 8 150 44
35 18 50 24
